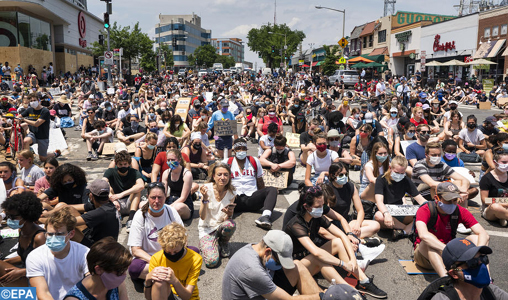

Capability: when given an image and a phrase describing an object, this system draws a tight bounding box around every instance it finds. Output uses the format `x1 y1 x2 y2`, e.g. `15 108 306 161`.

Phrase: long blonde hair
370 142 390 177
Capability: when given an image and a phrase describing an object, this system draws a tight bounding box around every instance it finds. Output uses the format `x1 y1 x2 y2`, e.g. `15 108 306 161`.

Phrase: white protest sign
400 140 416 154
205 92 213 102
107 88 115 95
228 101 239 114
451 167 476 184
32 127 68 155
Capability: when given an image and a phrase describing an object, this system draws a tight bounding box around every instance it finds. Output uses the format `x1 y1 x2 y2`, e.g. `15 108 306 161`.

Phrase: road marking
485 230 508 238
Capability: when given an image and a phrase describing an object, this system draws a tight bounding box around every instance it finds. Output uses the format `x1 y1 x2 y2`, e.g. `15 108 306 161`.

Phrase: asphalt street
1 101 507 300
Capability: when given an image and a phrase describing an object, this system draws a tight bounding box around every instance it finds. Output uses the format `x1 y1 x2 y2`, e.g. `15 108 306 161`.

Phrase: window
0 12 18 47
484 27 490 37
502 25 507 35
378 30 386 43
369 35 373 47
223 42 229 47
363 37 367 48
223 49 229 53
493 26 499 36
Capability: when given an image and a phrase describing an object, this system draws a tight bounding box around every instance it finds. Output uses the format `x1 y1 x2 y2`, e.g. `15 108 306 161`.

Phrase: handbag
458 151 480 163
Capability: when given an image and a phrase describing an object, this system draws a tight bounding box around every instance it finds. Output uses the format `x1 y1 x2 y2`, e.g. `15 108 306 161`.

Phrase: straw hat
58 95 71 104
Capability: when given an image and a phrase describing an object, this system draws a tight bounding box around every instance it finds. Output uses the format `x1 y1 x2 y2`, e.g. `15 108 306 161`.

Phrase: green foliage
187 54 196 67
322 45 341 76
247 23 305 68
159 44 174 68
215 55 236 68
193 44 217 68
140 50 157 73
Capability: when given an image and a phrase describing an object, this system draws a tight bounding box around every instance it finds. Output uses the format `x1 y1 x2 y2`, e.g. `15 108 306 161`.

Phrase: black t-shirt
44 184 89 205
21 107 50 139
374 175 419 205
82 201 120 242
327 111 345 132
103 167 142 194
479 172 508 197
282 201 331 230
122 125 147 137
0 103 13 113
284 212 331 258
356 120 382 137
289 105 301 117
329 182 355 221
55 103 72 118
479 125 499 136
299 131 312 146
101 109 117 121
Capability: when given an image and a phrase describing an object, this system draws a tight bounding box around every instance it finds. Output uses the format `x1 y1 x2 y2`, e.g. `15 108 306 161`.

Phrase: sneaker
86 153 92 161
219 242 230 258
356 276 387 299
499 219 508 227
255 215 272 230
457 223 472 234
357 259 371 272
126 220 132 233
363 237 382 247
74 125 82 131
391 229 407 241
359 244 385 262
54 149 61 158
91 153 98 161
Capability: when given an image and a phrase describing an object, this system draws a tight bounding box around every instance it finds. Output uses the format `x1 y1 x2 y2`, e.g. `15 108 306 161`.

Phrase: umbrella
441 59 467 66
364 62 384 67
466 58 497 65
348 56 374 63
351 62 366 68
301 64 310 67
425 61 443 66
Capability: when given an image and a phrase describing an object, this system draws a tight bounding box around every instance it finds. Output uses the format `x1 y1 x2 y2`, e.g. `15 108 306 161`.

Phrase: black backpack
408 201 460 245
417 276 496 300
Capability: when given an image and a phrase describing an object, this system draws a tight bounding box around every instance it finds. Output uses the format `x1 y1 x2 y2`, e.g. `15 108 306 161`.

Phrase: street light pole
308 43 314 73
315 6 346 40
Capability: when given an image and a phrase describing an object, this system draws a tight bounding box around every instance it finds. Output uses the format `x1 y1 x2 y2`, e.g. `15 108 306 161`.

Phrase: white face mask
391 172 405 182
429 156 442 165
497 162 508 172
30 100 39 108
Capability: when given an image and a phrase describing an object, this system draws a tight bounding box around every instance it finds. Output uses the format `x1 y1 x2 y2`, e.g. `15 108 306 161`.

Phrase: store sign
395 31 412 43
464 56 473 63
78 11 87 48
392 12 455 29
433 34 455 52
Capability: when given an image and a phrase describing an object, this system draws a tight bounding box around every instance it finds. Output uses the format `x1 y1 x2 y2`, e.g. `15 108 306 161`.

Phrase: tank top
187 145 202 164
85 117 95 133
448 122 462 135
167 168 189 197
139 148 156 170
17 228 45 266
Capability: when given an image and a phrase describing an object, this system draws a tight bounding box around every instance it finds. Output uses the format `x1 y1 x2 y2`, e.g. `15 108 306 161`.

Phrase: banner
263 170 289 189
214 120 237 136
285 132 300 148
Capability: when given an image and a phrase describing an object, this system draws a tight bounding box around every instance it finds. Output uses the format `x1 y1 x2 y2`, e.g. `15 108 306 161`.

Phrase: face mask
117 166 129 173
316 144 327 152
149 113 155 118
64 181 74 188
437 200 457 214
235 151 247 160
294 104 299 108
354 114 360 119
265 101 270 105
450 105 457 110
265 257 282 271
444 153 456 160
268 112 276 117
221 107 228 113
7 219 24 229
193 143 201 150
330 141 340 147
308 207 323 218
164 247 185 262
30 101 39 108
149 205 165 213
433 104 439 108
376 155 388 163
391 172 405 182
419 133 430 142
336 175 348 185
46 234 68 252
467 123 477 129
161 108 166 111
147 144 156 150
195 105 201 110
101 272 127 290
497 163 508 172
429 156 442 165
106 107 112 111
343 101 349 106
391 113 397 117
85 80 90 84
407 132 415 138
167 161 179 170
462 263 491 289
131 121 139 128
360 132 369 138
502 144 508 151
99 129 105 134
149 127 158 133
201 115 206 120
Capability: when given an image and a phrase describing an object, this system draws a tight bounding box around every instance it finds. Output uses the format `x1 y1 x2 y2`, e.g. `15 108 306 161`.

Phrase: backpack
269 147 289 164
417 276 496 300
227 156 258 175
409 201 460 245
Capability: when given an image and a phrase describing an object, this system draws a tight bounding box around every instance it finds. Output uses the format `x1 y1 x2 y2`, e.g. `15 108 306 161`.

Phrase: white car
198 69 208 77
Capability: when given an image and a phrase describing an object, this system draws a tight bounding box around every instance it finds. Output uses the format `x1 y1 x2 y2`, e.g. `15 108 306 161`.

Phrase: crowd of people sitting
0 64 506 300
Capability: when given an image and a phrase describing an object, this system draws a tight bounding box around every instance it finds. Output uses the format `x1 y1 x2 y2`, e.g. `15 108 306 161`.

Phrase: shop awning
473 41 496 59
348 56 373 63
369 47 388 56
359 21 376 37
487 39 506 58
312 61 318 67
316 61 324 66
502 46 508 57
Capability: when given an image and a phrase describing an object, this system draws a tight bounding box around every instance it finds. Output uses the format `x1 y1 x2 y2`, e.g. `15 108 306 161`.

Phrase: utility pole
309 43 314 73
103 0 112 87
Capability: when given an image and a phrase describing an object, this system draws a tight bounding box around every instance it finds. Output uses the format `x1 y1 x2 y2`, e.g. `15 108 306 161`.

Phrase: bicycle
2 113 24 160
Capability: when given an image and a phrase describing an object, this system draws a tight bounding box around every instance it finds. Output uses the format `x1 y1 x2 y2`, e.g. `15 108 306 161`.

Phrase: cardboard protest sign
32 128 68 155
285 132 300 148
386 205 419 216
175 97 191 120
214 119 237 136
206 92 213 102
263 170 289 189
107 88 115 95
102 143 136 155
49 87 62 96
485 198 508 204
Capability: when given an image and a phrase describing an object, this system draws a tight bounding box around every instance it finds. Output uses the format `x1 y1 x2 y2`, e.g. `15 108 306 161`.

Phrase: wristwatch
143 280 153 288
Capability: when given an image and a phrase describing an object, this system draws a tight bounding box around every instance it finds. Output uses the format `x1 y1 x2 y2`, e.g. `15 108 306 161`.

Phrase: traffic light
98 34 104 46
271 46 275 53
103 13 110 29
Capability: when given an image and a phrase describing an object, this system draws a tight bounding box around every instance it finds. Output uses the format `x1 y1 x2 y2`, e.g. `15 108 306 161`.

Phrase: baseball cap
419 92 427 99
436 182 461 201
327 129 341 138
416 102 423 107
219 99 229 107
263 230 295 269
364 112 373 123
422 104 430 110
390 107 398 113
442 238 492 270
87 179 111 197
484 116 497 126
194 100 201 106
190 132 201 141
322 284 363 300
88 94 94 99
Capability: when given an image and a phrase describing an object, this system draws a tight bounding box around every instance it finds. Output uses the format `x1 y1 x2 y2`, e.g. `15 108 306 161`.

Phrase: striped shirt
412 159 455 197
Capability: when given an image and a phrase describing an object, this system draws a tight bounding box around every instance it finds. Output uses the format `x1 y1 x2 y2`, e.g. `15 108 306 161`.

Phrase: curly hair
1 191 43 222
158 222 188 250
50 163 87 193
163 136 180 150
87 237 133 275
114 151 131 165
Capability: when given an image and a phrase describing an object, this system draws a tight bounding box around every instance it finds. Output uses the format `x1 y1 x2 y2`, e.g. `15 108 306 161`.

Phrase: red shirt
153 151 190 180
410 118 428 127
414 204 478 246
258 115 283 135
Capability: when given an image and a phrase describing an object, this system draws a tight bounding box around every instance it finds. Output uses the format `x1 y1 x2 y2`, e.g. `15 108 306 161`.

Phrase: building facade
212 38 244 63
0 0 102 75
155 14 211 69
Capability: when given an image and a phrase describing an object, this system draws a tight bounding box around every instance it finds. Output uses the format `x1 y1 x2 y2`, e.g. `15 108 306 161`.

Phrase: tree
193 44 217 68
140 49 157 73
159 44 174 69
247 23 305 68
322 45 341 76
187 54 196 67
215 55 236 68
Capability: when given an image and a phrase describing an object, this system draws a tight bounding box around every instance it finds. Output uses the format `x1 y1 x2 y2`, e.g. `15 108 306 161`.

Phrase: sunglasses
328 138 340 141
147 182 165 189
419 131 430 134
456 255 489 270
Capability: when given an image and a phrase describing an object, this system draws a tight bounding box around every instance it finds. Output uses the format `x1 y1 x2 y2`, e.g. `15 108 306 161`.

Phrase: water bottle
331 279 336 286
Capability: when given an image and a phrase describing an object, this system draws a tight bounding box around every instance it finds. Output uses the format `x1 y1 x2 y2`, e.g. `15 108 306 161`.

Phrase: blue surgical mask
294 104 299 108
462 263 491 289
407 132 415 138
106 107 112 111
391 172 405 182
167 161 179 170
46 234 68 252
437 200 457 214
147 144 155 150
149 127 158 133
308 207 323 218
336 175 348 185
376 155 388 163
503 144 508 151
149 205 165 213
391 113 397 117
7 219 24 230
235 151 247 160
265 257 282 271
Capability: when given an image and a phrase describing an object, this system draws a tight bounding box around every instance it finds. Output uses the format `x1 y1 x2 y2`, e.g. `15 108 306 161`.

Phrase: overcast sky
88 0 462 68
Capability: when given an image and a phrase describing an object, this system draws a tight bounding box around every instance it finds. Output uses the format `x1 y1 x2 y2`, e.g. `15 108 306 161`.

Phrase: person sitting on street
458 115 487 160
413 182 489 277
304 132 340 186
118 113 147 146
479 146 508 227
38 163 89 209
182 132 210 180
83 120 114 161
406 124 432 168
161 149 194 221
260 133 297 187
258 122 279 157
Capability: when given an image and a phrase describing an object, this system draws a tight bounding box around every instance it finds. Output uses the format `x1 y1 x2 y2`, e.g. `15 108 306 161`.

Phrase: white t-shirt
361 161 385 186
89 127 114 143
26 242 89 300
258 135 275 157
458 128 485 145
225 156 263 197
127 205 183 256
307 150 339 175
198 183 235 239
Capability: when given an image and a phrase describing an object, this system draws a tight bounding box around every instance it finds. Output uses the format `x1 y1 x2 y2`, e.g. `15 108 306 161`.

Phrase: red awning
301 64 310 67
370 47 388 56
312 61 318 67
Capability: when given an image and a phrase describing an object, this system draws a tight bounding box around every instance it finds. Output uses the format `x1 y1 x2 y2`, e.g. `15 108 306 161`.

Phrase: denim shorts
216 136 233 150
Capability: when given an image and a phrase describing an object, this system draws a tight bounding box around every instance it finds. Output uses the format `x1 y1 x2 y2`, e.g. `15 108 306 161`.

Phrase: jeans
235 187 278 213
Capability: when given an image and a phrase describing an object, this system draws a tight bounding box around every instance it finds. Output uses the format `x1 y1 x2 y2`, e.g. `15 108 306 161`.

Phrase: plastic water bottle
331 279 336 286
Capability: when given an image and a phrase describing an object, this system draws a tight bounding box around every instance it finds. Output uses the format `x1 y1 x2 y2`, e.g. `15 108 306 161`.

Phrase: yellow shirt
149 248 202 300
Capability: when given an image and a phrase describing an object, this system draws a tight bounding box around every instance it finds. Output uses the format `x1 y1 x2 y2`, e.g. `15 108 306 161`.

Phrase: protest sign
285 132 300 148
175 97 191 120
102 143 136 155
263 170 289 189
214 120 237 136
32 128 68 155
400 140 417 154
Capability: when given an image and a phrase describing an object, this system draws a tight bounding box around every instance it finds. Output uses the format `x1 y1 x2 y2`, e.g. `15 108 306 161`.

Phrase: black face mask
193 143 201 150
117 166 129 173
164 247 185 262
64 181 74 189
450 105 457 110
468 123 477 129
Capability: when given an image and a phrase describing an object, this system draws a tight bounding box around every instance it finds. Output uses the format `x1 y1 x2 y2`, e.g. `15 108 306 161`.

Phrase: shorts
413 243 434 270
117 196 132 215
273 268 297 296
128 258 148 280
27 132 49 157
394 216 407 223
215 136 233 150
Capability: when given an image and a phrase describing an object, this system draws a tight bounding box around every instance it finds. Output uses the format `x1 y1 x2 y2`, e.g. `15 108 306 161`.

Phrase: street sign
104 51 114 65
338 57 347 64
280 63 284 67
338 37 348 48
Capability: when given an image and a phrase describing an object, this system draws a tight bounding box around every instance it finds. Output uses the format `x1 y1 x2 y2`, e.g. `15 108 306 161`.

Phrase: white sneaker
359 243 385 262
357 259 371 272
499 219 508 227
457 223 472 234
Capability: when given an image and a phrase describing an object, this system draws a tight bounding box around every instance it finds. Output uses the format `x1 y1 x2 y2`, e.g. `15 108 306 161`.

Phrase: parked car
198 69 208 77
178 69 186 76
223 68 231 74
328 69 360 88
230 67 237 74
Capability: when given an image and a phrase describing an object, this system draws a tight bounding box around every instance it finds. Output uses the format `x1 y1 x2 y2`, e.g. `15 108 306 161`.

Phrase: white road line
485 230 508 238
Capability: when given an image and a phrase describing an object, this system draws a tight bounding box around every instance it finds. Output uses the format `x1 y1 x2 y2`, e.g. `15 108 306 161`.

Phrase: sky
87 0 463 69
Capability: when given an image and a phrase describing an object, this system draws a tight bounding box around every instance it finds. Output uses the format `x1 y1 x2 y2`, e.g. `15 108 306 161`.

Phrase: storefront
420 13 479 82
0 0 103 75
390 23 424 77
